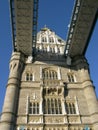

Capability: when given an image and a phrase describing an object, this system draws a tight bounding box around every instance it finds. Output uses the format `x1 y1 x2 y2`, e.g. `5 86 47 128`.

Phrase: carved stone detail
68 116 81 123
45 116 64 123
28 116 42 124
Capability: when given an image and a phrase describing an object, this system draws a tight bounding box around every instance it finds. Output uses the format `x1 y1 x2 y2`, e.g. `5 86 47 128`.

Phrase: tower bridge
0 0 98 130
10 0 98 58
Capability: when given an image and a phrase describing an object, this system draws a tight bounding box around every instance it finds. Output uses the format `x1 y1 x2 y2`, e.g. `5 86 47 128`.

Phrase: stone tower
0 27 98 130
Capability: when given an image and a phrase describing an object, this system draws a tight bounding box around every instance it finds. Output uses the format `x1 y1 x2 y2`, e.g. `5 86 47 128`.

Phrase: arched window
26 73 34 81
29 102 39 114
44 98 62 114
65 102 76 114
67 73 75 82
42 37 47 42
42 69 58 80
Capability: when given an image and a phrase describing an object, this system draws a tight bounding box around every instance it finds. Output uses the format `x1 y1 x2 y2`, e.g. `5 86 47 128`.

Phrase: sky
0 0 98 113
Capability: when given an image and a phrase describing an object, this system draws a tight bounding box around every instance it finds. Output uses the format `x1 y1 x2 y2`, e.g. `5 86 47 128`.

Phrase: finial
41 25 48 31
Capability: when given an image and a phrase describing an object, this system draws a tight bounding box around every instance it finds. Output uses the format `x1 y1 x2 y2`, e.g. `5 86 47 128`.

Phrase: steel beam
65 0 98 58
10 0 39 56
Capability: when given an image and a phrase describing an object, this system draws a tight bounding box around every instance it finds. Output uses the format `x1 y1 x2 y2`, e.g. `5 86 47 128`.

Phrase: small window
67 73 75 82
65 102 76 114
49 37 54 43
29 102 39 114
26 73 34 81
42 37 47 42
42 69 58 80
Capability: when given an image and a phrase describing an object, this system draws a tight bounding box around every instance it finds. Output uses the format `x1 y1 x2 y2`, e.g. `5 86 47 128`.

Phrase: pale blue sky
0 0 98 113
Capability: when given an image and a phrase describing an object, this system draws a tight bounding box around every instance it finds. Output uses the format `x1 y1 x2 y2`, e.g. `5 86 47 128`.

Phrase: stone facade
0 28 98 130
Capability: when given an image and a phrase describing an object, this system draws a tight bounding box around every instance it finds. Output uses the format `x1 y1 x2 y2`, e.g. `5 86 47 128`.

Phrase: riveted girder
65 0 98 58
10 0 39 56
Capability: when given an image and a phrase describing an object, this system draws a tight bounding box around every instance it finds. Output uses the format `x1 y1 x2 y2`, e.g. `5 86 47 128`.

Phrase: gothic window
67 73 75 82
29 102 39 114
26 73 34 81
42 69 58 80
44 98 62 114
42 37 47 42
65 102 76 114
49 37 54 43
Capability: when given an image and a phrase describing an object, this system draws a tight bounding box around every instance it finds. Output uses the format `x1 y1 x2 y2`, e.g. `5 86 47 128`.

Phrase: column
0 52 24 130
